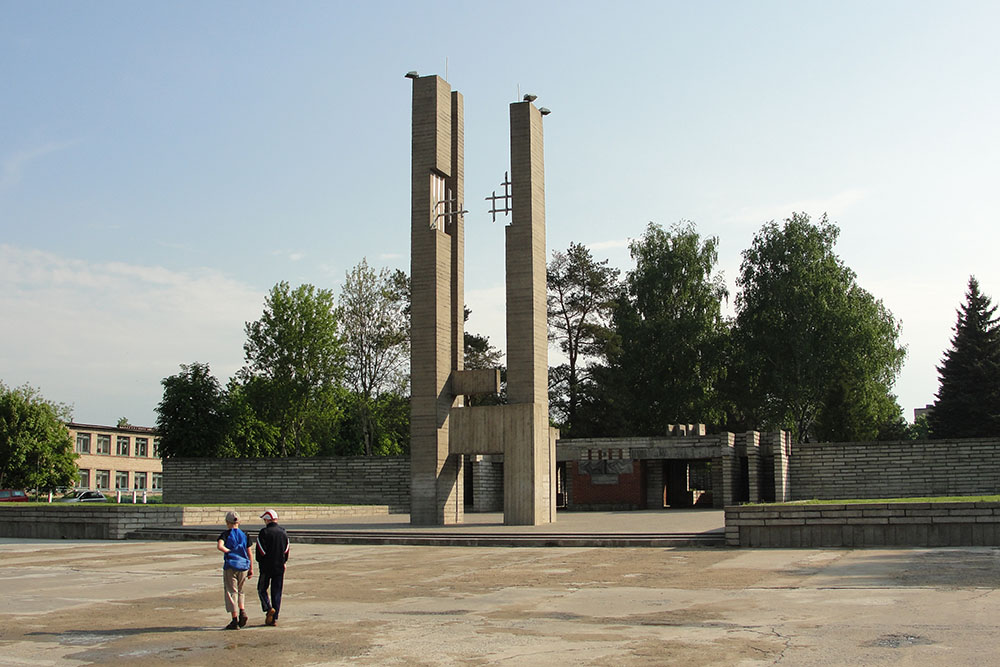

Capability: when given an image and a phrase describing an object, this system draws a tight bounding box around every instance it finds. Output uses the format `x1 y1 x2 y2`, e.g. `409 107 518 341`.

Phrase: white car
59 490 107 503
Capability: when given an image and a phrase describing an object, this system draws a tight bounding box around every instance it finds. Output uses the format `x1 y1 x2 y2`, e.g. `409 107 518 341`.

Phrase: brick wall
790 438 1000 500
726 502 1000 547
568 460 646 510
163 456 409 509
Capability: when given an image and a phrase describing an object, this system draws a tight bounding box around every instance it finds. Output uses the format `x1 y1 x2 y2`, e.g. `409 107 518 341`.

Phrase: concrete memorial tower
409 74 556 526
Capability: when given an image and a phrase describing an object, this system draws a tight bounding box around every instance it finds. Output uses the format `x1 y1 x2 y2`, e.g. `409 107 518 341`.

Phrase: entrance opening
663 459 713 508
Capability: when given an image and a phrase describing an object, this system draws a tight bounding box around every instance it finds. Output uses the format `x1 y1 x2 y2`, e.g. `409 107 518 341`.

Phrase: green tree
929 276 1000 438
464 306 506 407
156 362 229 457
604 222 730 434
242 282 347 456
337 261 409 455
220 378 280 457
547 242 620 434
733 213 906 442
0 382 78 491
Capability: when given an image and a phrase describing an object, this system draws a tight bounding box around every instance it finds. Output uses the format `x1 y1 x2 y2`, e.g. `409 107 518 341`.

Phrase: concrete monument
408 74 556 526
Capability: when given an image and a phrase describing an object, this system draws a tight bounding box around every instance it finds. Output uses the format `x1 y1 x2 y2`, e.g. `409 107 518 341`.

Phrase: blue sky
2 1 998 427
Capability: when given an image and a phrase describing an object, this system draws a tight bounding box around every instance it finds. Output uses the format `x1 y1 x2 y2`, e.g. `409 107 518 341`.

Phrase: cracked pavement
0 538 998 665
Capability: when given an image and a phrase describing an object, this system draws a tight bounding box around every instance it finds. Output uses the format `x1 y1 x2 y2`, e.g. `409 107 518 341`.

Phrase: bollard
116 490 121 503
143 490 147 504
132 490 137 504
48 491 53 503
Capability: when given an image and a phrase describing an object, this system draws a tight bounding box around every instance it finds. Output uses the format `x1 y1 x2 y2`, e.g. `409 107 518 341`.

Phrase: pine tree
929 277 1000 438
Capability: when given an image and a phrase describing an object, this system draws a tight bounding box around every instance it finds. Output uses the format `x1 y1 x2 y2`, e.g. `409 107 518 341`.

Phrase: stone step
128 526 726 548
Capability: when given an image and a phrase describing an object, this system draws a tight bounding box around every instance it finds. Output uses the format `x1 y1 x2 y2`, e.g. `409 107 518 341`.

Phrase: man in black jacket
255 508 289 626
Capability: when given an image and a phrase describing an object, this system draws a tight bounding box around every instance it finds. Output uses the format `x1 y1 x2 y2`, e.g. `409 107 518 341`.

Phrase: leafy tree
337 261 409 455
547 242 620 434
242 282 347 456
220 378 280 457
0 382 78 491
117 417 130 428
156 362 229 457
604 222 730 434
733 213 906 442
464 307 506 407
929 276 1000 438
908 413 931 440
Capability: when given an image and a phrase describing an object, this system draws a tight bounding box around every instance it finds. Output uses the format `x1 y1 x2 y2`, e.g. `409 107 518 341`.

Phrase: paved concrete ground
1 512 999 666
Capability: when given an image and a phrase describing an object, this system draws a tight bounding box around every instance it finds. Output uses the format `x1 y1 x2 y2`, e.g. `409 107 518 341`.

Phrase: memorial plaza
1 510 997 666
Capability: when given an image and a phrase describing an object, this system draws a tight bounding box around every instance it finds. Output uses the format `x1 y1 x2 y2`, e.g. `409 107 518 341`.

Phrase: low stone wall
179 504 395 525
163 456 409 509
725 502 1000 547
791 438 1000 500
0 504 398 539
0 506 183 540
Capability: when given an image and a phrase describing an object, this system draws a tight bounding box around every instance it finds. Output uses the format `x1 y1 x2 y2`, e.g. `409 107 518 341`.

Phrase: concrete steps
128 526 726 548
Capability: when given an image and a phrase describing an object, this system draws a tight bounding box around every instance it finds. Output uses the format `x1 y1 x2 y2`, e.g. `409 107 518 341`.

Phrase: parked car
0 489 29 502
59 490 107 503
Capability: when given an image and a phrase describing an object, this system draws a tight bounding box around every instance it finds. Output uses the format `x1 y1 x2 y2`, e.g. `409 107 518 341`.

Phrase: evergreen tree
929 277 1000 438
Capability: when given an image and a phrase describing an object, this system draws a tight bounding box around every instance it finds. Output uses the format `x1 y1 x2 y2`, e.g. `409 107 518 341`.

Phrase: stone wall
726 502 1000 547
163 456 410 509
790 438 1000 500
0 505 183 540
470 455 503 512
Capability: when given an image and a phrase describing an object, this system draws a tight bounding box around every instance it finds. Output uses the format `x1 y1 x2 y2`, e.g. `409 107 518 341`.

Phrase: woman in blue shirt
216 510 253 629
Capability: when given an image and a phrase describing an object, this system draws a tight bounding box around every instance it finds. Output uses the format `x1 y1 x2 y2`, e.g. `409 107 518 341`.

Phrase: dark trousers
257 566 284 617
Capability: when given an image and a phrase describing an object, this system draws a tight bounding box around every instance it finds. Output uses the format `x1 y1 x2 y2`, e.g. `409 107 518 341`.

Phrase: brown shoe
265 608 276 626
238 611 248 628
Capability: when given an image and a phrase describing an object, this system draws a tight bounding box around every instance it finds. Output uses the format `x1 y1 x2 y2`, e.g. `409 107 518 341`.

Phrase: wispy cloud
379 252 402 261
271 250 305 262
0 244 263 424
0 141 80 192
723 189 868 225
586 238 630 251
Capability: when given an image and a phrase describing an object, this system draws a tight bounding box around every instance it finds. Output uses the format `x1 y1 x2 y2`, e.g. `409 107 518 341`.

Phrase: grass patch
752 495 1000 505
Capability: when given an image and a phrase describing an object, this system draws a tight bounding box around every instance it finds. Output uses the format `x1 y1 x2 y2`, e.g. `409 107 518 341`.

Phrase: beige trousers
223 568 248 614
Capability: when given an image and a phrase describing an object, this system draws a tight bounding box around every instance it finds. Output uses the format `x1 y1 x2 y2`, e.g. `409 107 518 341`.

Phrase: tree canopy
571 222 730 437
338 260 409 455
241 281 346 455
929 276 1000 438
732 212 906 442
156 362 229 458
0 382 78 490
547 242 620 434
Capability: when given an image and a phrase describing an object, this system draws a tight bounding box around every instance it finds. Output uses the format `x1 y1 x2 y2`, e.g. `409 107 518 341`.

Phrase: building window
116 436 130 457
134 472 147 490
96 470 110 489
152 473 163 491
76 433 91 454
78 469 90 489
96 434 111 455
153 438 161 457
135 437 148 457
115 471 129 489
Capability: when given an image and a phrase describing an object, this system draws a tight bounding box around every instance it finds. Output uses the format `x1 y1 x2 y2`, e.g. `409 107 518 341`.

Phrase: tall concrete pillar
503 101 555 525
409 75 464 525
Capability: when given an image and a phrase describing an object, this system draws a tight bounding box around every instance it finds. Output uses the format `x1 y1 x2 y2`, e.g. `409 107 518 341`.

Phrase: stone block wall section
0 505 396 540
163 457 409 509
471 455 503 512
790 437 1000 500
0 506 184 540
726 502 1000 547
